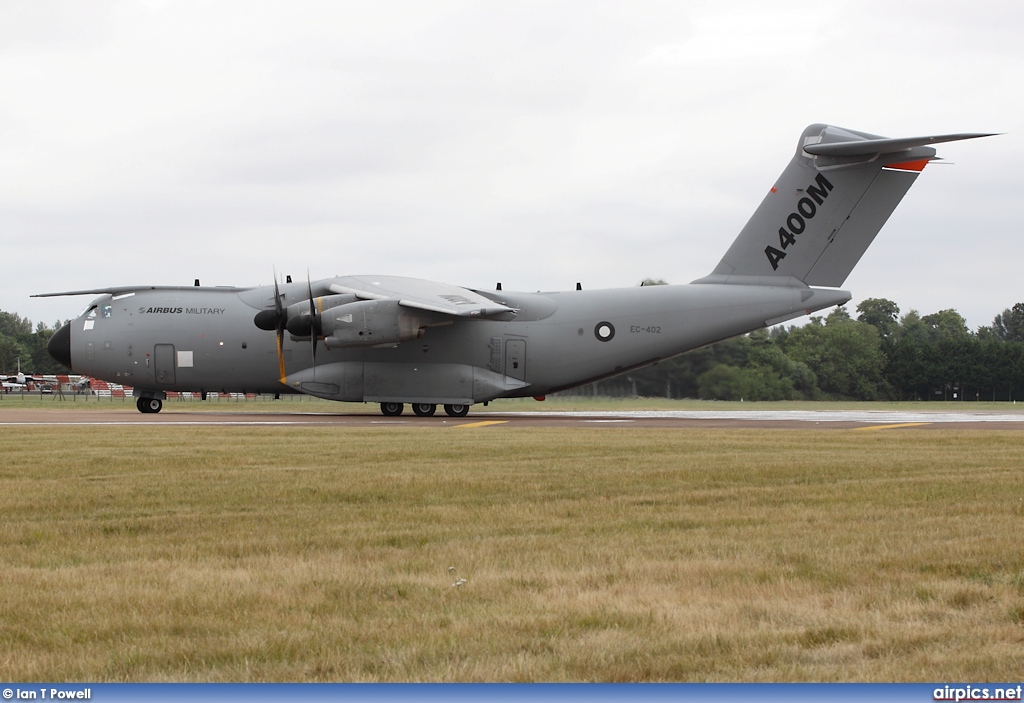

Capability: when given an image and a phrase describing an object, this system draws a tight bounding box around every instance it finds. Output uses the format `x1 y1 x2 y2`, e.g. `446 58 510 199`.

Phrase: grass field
5 391 1024 414
1 421 1023 681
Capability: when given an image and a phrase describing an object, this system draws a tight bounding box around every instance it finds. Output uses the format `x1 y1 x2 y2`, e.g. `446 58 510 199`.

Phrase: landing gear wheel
137 397 163 414
412 403 436 417
380 402 404 417
443 404 469 418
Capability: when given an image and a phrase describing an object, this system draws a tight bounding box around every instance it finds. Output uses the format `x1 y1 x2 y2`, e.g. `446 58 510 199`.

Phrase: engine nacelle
321 299 425 348
284 293 358 337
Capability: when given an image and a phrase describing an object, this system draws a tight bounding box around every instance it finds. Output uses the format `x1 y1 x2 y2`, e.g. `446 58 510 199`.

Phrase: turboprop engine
281 293 357 337
320 299 426 349
253 282 432 356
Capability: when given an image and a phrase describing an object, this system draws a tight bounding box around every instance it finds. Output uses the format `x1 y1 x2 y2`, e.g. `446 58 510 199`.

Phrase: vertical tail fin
695 124 994 288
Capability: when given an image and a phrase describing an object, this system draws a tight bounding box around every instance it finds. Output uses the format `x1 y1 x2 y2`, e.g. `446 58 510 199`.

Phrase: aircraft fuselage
54 280 849 405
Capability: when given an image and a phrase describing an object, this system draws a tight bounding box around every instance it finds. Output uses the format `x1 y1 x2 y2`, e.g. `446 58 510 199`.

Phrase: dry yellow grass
1 425 1022 681
8 392 1024 414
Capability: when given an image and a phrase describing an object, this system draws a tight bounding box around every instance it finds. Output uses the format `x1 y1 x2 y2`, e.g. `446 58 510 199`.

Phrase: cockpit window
102 305 112 318
84 305 98 319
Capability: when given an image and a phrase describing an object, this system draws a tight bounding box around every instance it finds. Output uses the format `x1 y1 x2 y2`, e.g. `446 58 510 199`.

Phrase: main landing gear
443 404 469 417
378 402 470 418
137 397 163 414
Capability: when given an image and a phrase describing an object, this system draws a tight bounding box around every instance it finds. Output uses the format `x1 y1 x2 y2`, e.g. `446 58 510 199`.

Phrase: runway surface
3 407 1024 430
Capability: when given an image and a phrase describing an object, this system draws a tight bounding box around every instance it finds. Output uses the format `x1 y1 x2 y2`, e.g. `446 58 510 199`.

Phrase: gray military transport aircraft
38 124 992 416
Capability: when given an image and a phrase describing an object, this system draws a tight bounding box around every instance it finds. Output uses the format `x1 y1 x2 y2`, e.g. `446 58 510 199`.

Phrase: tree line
6 298 1024 401
0 311 67 376
577 290 1024 402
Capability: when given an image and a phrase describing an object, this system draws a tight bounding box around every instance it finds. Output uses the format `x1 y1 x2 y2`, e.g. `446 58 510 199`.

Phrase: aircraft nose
48 322 73 370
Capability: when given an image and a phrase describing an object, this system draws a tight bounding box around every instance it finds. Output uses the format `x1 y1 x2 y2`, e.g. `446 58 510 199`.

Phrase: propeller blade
307 273 317 371
273 271 287 383
275 275 286 344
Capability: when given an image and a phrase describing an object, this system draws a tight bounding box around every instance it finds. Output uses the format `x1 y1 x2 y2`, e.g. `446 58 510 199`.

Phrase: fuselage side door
154 344 176 385
505 339 526 382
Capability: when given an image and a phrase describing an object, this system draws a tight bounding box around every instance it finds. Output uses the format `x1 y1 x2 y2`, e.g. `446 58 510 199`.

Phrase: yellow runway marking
454 420 509 429
853 422 931 431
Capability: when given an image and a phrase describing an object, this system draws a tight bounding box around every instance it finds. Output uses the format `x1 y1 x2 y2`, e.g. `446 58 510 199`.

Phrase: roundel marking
594 321 615 342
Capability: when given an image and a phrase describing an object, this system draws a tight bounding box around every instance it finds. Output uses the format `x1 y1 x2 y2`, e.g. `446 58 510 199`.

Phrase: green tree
0 311 32 339
696 365 746 400
632 335 753 398
887 310 931 399
991 303 1024 342
781 307 888 399
0 310 66 375
0 335 29 374
857 298 900 339
922 309 970 338
921 309 973 400
696 363 797 401
748 338 818 398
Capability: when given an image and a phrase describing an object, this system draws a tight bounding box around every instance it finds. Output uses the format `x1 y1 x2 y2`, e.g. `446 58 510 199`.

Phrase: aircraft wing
3 375 46 384
32 285 246 298
328 275 514 317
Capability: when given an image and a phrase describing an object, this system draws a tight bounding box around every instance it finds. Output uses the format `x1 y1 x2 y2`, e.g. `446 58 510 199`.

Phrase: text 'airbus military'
37 124 994 416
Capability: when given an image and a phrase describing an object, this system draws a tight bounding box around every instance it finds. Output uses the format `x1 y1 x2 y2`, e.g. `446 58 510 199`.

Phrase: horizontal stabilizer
804 132 997 157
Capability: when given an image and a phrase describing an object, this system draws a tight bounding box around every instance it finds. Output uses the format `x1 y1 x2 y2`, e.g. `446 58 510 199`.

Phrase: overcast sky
2 0 1020 331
